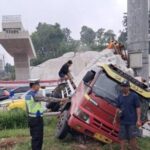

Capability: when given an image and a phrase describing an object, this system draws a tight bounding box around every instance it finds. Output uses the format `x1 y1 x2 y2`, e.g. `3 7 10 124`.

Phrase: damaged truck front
55 64 150 144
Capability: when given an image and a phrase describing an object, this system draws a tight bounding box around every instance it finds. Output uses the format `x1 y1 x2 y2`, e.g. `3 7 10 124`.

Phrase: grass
0 116 150 150
0 128 29 138
14 135 76 150
12 135 150 150
0 109 55 130
138 138 150 150
0 109 28 129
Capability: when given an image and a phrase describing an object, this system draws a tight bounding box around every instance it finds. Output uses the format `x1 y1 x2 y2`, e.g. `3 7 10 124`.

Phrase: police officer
25 79 67 150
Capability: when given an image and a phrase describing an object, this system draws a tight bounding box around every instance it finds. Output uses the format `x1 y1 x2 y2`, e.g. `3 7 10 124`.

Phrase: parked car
11 86 30 93
9 86 30 98
7 87 56 111
7 98 25 110
0 88 10 101
55 64 150 144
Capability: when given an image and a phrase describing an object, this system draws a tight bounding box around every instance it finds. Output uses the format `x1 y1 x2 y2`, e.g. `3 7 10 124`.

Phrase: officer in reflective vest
25 79 68 150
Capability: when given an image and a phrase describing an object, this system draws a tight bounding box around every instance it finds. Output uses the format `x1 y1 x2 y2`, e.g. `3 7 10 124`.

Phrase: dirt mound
0 137 29 150
30 51 99 80
31 50 133 87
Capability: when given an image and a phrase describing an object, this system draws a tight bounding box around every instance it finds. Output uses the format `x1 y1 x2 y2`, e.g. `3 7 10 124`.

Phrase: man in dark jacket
58 60 73 80
113 80 141 150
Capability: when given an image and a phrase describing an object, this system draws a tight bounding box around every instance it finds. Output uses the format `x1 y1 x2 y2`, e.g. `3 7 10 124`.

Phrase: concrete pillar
14 54 30 80
127 0 149 80
0 15 36 81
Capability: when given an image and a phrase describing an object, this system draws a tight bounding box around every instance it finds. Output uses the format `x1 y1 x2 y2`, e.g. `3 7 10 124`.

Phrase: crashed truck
52 48 150 144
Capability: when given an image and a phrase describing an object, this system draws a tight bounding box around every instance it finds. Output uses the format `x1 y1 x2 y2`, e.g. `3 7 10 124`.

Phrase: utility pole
127 0 149 81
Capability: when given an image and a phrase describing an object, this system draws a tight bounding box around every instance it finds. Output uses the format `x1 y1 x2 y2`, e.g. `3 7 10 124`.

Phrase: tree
4 63 15 80
62 28 72 42
80 26 96 46
118 13 127 46
31 23 78 66
123 13 127 31
94 29 116 51
96 28 105 43
33 22 64 56
95 28 106 50
118 30 127 44
31 22 118 66
103 30 116 44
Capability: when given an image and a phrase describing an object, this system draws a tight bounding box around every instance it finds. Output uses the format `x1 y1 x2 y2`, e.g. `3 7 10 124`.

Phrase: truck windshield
92 72 149 121
92 72 121 104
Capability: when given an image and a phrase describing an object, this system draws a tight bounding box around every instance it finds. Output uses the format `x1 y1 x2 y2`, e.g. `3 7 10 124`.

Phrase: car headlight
74 109 90 124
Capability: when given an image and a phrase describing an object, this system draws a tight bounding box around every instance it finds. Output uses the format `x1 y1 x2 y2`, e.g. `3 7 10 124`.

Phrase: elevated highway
0 15 36 80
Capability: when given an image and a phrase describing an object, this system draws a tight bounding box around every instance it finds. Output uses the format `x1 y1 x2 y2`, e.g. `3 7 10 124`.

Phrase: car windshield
92 72 121 104
0 89 4 95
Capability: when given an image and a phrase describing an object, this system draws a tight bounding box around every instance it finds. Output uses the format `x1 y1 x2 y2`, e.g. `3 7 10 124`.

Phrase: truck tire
55 110 69 139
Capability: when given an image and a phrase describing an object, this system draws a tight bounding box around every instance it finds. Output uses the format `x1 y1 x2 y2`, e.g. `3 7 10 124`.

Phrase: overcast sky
0 0 127 64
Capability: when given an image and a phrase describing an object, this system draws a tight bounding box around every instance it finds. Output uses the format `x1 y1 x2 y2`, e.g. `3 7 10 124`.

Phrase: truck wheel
55 110 69 139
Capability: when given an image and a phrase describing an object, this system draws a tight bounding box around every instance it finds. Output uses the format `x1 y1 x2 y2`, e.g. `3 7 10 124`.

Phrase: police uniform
25 80 44 150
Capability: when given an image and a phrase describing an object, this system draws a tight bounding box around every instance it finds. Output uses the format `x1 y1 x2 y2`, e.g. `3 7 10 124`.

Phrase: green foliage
62 28 72 42
5 63 14 73
118 13 127 47
80 26 116 51
138 137 150 150
43 116 57 128
0 117 150 150
103 30 116 44
0 109 28 129
0 128 29 138
31 23 78 66
80 26 96 45
96 29 116 50
118 30 127 44
31 22 119 66
0 109 57 130
123 13 127 31
14 127 76 150
96 28 105 46
12 134 150 150
31 23 64 65
102 138 150 150
3 63 15 80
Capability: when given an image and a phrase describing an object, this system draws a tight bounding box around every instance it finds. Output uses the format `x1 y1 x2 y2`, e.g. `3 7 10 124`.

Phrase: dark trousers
28 116 44 150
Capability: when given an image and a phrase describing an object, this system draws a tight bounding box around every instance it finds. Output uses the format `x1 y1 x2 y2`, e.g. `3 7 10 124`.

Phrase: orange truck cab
55 64 150 144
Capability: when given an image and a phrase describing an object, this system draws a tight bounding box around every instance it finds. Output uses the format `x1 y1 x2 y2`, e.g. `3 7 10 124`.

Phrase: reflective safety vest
25 94 44 117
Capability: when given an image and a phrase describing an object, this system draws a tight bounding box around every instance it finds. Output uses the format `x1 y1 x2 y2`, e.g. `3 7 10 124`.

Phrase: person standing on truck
25 79 67 150
113 80 141 150
58 60 73 80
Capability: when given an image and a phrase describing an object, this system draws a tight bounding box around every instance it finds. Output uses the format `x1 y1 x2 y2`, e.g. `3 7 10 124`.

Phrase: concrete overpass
0 15 36 80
